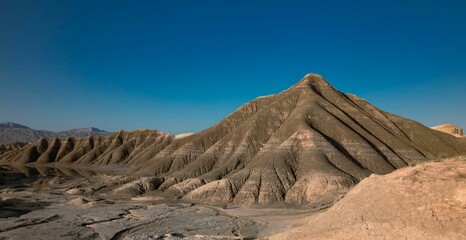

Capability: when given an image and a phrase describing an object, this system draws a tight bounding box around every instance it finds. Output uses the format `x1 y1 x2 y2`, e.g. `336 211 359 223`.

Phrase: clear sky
0 0 465 134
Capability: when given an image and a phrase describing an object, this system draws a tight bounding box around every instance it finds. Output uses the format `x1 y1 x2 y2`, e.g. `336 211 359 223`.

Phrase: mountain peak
0 122 30 129
287 73 337 98
56 127 111 137
291 73 331 89
67 127 106 133
304 72 324 79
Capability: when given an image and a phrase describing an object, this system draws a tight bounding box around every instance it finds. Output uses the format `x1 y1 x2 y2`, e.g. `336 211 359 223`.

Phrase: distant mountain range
0 122 112 144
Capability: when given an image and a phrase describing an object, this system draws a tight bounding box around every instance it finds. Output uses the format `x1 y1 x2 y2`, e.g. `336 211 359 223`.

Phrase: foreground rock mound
1 74 466 205
270 156 466 240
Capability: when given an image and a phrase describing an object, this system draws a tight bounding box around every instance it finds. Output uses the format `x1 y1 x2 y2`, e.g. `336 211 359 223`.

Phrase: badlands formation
1 74 465 205
1 73 465 239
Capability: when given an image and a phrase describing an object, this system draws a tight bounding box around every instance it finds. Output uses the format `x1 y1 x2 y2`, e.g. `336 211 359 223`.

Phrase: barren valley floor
0 166 321 240
1 156 466 240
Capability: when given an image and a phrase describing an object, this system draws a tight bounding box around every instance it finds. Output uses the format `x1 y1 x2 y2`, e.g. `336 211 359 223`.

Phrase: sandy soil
270 156 466 240
219 206 326 238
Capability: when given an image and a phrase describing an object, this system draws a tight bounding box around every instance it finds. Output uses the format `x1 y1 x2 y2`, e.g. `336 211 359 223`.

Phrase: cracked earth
0 167 318 240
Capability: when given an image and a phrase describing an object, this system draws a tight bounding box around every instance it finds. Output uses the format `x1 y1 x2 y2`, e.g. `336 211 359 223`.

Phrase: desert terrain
2 156 465 239
1 74 465 239
0 165 317 239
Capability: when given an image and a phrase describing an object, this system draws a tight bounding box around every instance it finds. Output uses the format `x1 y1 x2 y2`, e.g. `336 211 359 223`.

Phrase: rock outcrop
1 74 466 205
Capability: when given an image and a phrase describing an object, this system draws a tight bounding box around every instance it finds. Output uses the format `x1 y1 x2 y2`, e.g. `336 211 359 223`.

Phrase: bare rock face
270 156 466 240
1 73 466 206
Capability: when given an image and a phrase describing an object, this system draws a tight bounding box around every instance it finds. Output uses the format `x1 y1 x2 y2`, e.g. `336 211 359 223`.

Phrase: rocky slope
0 129 173 166
0 122 112 144
0 122 55 144
1 74 465 205
270 156 466 240
0 142 27 154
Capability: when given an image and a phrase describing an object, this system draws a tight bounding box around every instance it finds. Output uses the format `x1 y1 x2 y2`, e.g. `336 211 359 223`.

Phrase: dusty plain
0 166 323 240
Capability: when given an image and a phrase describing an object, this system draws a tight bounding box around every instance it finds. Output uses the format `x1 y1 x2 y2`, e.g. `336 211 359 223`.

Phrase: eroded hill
1 74 465 205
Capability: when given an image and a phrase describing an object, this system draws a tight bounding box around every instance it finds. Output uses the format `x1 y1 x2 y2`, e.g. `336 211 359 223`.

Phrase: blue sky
0 0 465 133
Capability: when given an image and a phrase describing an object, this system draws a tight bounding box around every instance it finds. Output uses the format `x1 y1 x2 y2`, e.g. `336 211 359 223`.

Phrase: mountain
56 127 111 138
0 122 30 129
0 123 56 144
0 122 112 144
1 73 465 206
